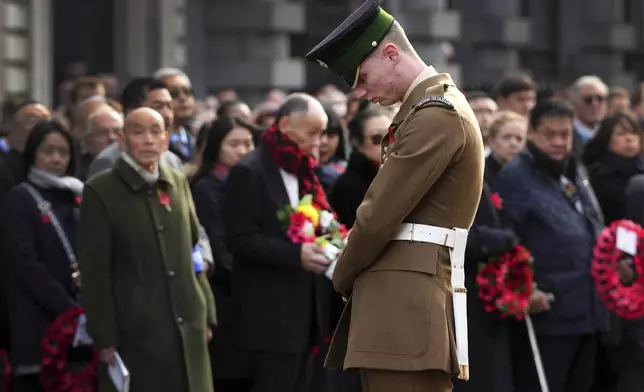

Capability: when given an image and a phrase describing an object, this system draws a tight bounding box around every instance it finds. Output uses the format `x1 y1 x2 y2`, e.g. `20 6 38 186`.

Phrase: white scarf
121 153 159 184
27 168 84 196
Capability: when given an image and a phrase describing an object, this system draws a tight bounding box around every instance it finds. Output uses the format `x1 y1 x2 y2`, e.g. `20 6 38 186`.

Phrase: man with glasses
153 68 197 162
569 75 608 158
0 101 51 205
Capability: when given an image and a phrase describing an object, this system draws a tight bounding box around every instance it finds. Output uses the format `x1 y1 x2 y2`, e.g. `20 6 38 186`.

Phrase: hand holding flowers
278 195 349 279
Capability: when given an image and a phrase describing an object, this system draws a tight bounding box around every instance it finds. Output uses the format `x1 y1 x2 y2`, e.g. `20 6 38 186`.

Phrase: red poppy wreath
41 307 97 392
591 219 644 320
476 245 534 320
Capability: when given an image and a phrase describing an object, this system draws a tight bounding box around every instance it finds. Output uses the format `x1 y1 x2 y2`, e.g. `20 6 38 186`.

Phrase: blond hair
488 110 527 139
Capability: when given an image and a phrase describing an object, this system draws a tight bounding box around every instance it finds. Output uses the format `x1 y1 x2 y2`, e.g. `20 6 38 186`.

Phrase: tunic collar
392 72 455 125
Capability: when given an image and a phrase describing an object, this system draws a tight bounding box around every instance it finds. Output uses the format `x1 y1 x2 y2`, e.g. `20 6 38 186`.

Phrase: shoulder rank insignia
413 96 455 111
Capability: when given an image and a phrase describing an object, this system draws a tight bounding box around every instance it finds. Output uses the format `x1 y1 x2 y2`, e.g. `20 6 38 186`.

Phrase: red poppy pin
74 196 81 206
41 214 51 224
387 126 395 144
158 191 172 212
490 193 503 210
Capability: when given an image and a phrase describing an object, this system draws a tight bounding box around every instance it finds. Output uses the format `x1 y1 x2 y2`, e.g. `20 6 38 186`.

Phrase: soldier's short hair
382 21 413 53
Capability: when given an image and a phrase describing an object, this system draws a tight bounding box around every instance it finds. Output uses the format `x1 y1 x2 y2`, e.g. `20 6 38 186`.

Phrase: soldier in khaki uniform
305 1 484 391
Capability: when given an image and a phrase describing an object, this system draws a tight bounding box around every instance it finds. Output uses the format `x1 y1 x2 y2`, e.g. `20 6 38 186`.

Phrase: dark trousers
248 351 311 392
215 378 254 392
10 375 43 392
615 363 644 392
513 332 596 392
310 342 362 392
360 369 452 392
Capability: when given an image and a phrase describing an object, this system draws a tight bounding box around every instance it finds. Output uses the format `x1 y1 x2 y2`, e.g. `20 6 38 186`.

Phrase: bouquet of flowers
277 195 349 279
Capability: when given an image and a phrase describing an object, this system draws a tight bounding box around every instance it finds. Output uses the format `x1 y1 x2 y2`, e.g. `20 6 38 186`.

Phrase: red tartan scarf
262 125 330 210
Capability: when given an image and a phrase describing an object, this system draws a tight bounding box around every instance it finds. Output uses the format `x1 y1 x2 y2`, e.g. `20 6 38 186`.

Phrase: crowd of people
1 25 644 392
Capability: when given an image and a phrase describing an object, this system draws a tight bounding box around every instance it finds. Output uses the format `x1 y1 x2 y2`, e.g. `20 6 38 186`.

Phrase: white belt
393 223 470 381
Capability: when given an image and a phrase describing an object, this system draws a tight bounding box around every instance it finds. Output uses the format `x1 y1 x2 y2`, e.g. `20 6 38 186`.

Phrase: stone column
30 0 52 107
569 0 636 86
1 1 31 100
203 0 306 105
158 0 187 70
456 0 531 86
113 0 149 81
396 0 463 85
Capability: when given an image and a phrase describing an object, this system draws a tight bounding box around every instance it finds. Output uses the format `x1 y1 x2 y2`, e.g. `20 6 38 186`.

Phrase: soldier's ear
381 43 399 62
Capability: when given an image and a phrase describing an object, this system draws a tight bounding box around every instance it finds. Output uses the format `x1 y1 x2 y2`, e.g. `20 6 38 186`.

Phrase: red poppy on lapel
158 191 171 212
490 193 503 210
41 214 51 224
387 126 395 144
74 196 81 206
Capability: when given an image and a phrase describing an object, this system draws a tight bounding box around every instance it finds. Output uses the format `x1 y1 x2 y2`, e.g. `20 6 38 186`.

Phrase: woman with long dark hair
583 111 644 392
191 116 255 392
583 110 644 225
1 120 82 392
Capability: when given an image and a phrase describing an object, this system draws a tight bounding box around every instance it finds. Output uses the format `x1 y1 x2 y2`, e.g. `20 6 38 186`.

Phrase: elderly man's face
573 83 608 127
165 74 196 124
123 109 167 169
74 101 108 140
279 105 328 159
10 104 51 152
87 113 122 156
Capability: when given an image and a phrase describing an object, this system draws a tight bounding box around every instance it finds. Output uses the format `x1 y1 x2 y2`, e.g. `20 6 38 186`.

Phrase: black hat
305 0 394 88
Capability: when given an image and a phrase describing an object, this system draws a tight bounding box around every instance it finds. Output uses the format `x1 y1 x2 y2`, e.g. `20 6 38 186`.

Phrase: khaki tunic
325 73 484 375
77 158 216 392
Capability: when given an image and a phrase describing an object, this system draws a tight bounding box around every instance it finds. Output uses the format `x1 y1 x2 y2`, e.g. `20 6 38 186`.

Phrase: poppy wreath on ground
476 245 534 321
590 219 644 320
41 307 97 392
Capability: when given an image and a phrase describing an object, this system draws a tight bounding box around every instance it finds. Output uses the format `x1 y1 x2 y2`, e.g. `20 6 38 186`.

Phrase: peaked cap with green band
305 0 394 88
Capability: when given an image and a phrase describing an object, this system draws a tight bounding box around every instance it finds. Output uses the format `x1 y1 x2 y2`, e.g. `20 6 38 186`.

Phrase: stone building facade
1 0 644 105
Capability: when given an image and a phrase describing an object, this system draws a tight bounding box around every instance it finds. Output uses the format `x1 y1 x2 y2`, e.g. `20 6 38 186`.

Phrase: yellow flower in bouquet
295 195 320 227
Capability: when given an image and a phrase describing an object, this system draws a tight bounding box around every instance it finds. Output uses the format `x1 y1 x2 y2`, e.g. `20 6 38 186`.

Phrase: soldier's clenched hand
301 243 330 274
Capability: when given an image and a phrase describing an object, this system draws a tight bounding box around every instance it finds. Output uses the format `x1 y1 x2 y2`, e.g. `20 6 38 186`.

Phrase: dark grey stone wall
184 0 644 100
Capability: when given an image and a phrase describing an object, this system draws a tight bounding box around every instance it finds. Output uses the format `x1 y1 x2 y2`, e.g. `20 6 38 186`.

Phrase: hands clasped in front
301 242 331 274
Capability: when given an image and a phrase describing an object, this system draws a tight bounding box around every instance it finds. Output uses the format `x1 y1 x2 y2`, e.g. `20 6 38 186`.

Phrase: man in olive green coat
77 107 217 392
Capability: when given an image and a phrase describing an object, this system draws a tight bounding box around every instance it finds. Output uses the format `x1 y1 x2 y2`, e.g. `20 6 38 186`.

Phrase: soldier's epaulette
413 96 455 112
